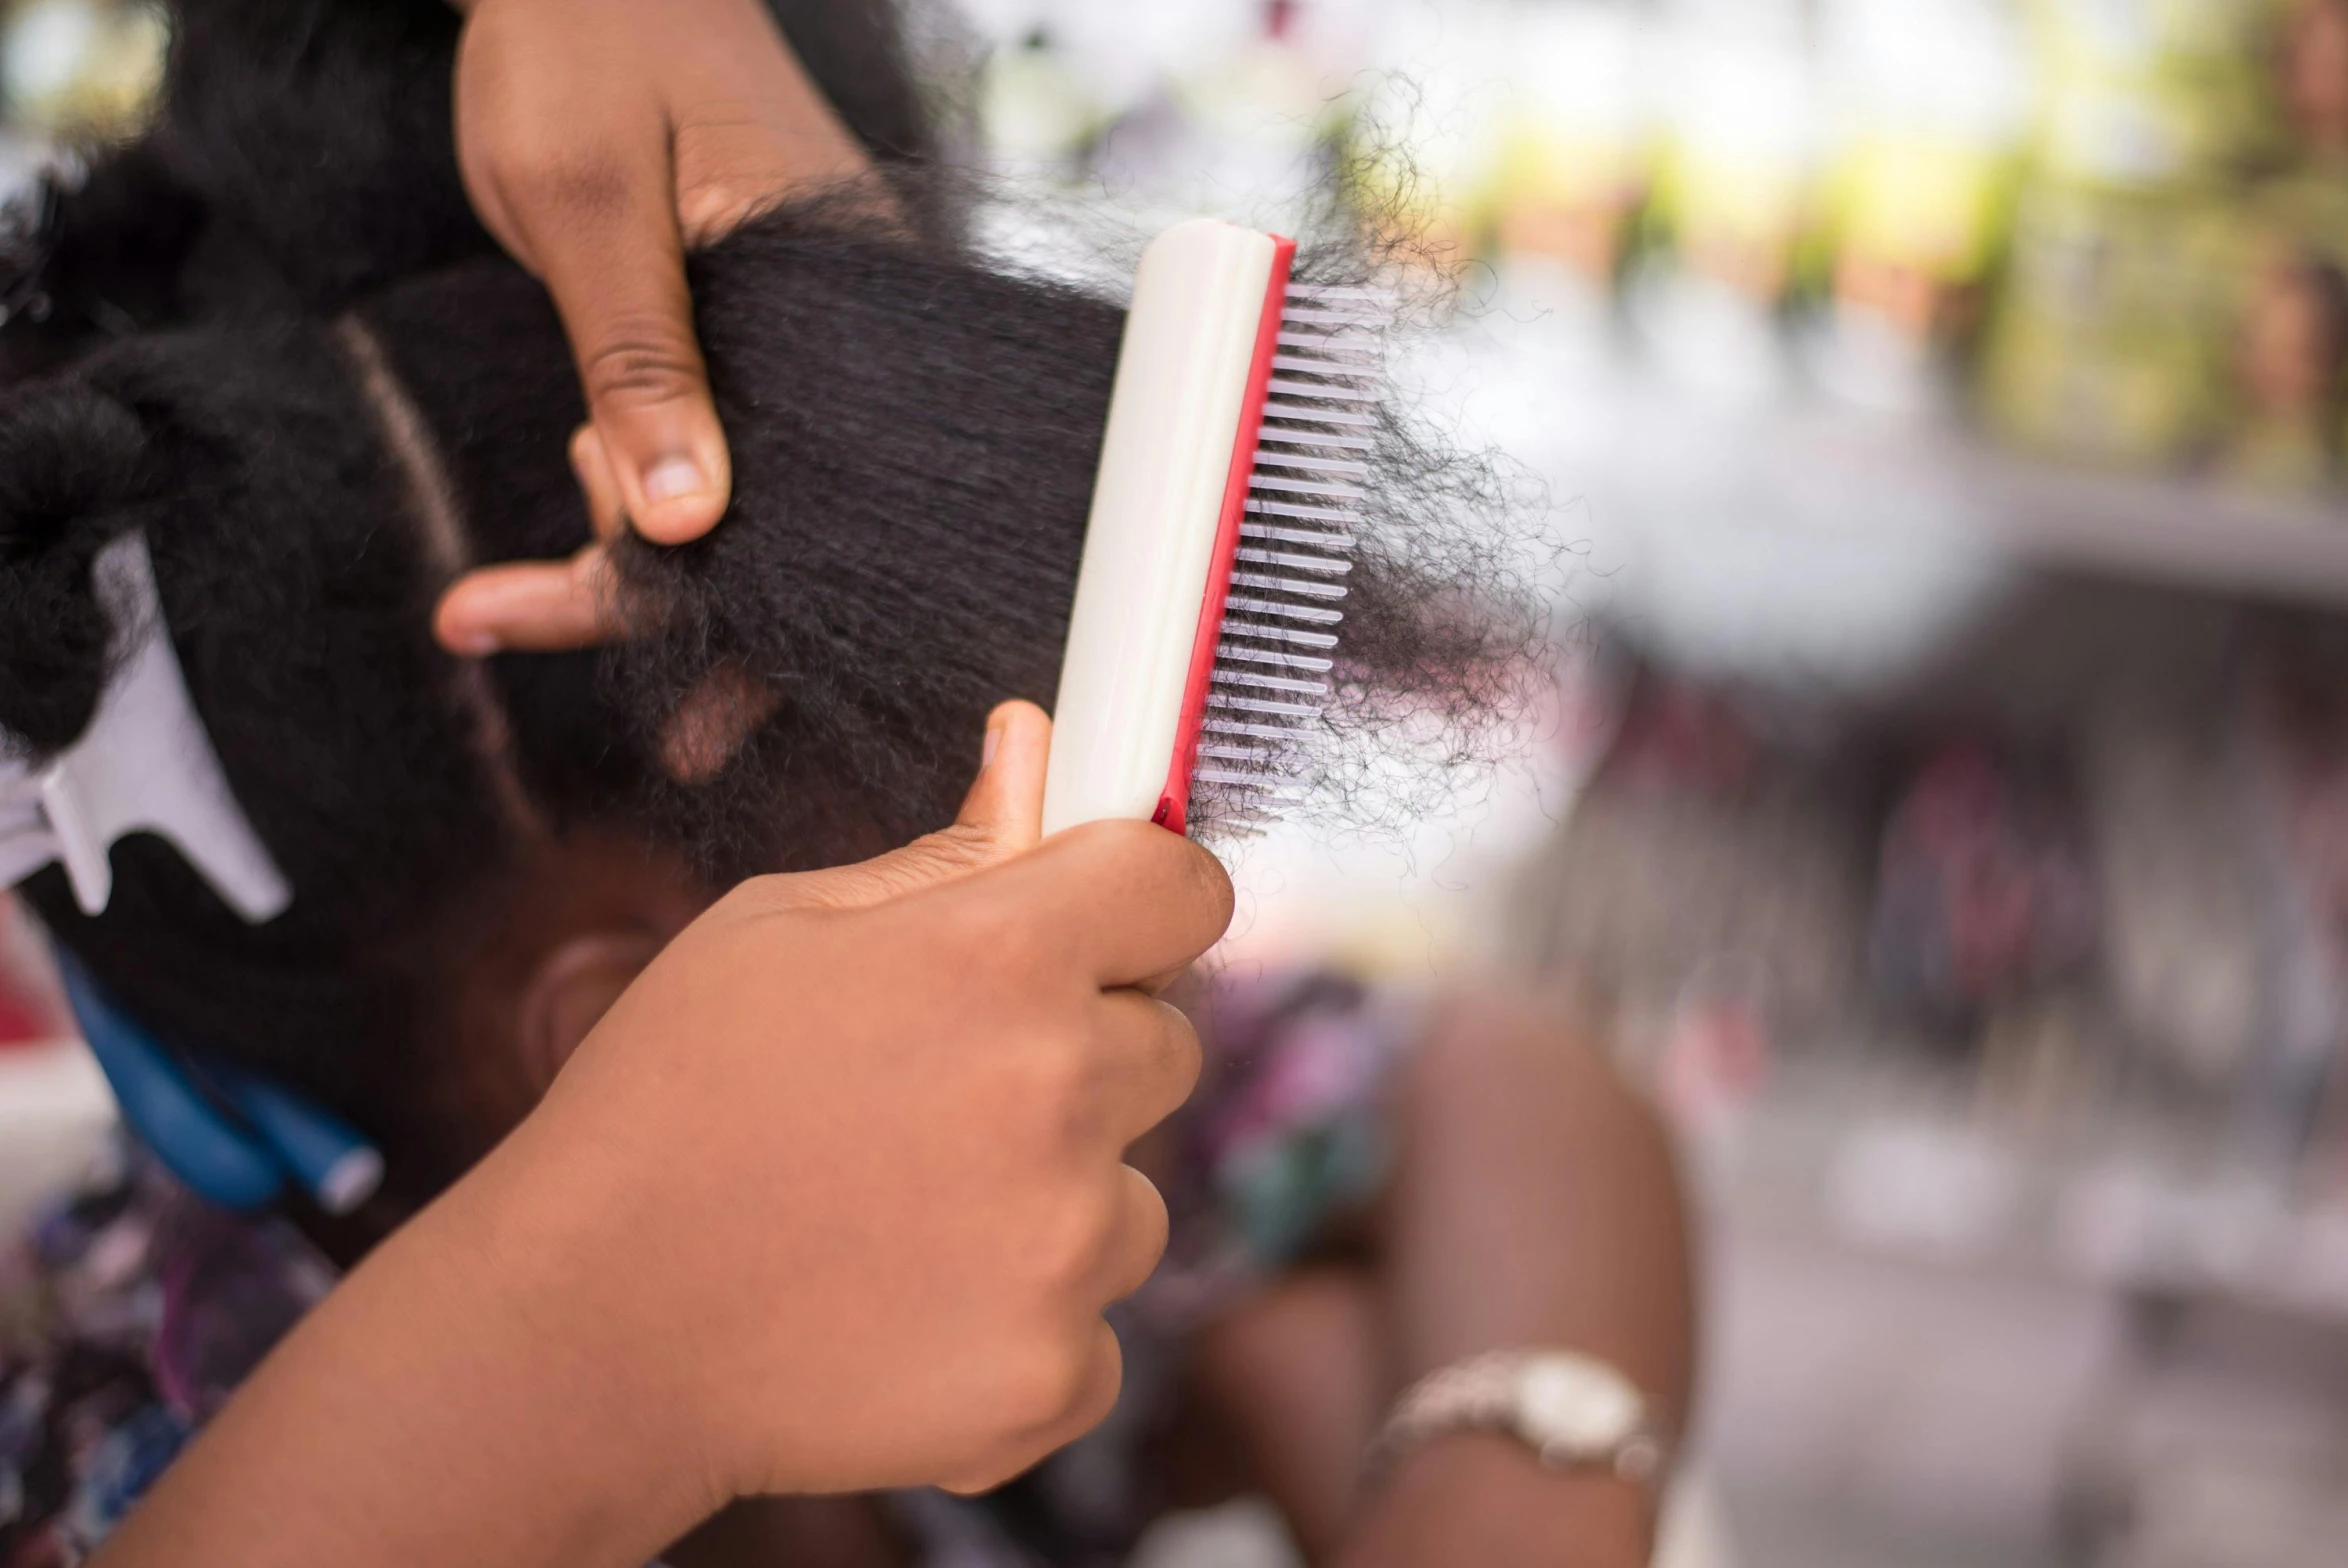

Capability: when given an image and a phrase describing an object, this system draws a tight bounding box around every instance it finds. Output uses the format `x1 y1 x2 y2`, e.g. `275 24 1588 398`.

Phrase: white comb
1042 219 1382 837
0 532 291 922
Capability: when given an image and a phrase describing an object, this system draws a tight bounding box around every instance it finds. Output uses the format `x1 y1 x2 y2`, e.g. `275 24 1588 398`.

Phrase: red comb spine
1154 235 1298 834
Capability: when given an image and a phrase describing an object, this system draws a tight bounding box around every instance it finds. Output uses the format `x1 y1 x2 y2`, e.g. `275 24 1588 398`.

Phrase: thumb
787 702 1052 912
522 151 734 546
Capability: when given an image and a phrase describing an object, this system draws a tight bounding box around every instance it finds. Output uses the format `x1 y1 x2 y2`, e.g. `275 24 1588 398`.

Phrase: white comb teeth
1228 590 1343 618
1221 618 1339 649
1251 450 1369 477
1230 570 1346 600
1218 642 1334 672
1044 226 1398 838
1191 280 1383 830
1243 522 1357 549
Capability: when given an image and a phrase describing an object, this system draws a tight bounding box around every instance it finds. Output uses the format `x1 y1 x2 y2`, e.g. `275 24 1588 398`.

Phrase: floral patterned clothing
0 969 1413 1566
0 1145 334 1565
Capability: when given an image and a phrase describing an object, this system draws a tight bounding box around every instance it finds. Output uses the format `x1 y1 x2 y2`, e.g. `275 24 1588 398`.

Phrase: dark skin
2285 0 2348 153
437 0 875 654
1182 995 1694 1568
416 10 1699 1544
90 710 1237 1566
338 829 1693 1568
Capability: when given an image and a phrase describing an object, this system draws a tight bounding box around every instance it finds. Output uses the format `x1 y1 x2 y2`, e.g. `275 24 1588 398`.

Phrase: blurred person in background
2220 238 2348 490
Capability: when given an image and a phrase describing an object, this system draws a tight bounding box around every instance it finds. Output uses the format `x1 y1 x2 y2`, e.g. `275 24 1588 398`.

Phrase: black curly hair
0 0 1540 1183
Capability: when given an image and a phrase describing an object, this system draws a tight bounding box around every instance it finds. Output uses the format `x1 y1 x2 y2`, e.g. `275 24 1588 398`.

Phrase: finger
1090 992 1203 1150
665 2 877 243
433 546 622 655
994 822 1236 991
940 1322 1125 1497
782 701 1052 912
570 423 628 543
1026 1320 1128 1464
953 700 1050 856
524 149 732 546
1130 964 1198 1000
1091 1164 1173 1303
672 118 864 246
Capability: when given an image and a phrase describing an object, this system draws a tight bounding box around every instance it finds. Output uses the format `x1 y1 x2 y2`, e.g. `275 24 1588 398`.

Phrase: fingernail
982 717 1005 769
642 457 708 505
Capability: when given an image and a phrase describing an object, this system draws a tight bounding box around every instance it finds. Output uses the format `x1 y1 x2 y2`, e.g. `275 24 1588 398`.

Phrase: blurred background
9 1 2348 1565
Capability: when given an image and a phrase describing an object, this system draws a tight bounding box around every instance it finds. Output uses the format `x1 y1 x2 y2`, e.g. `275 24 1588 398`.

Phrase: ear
512 930 669 1096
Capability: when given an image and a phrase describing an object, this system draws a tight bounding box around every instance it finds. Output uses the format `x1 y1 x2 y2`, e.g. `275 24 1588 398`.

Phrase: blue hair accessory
56 953 384 1215
0 529 368 1215
0 534 291 922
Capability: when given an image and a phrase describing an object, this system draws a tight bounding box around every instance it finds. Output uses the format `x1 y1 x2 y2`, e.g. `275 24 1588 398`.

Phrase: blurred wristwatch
1367 1349 1669 1486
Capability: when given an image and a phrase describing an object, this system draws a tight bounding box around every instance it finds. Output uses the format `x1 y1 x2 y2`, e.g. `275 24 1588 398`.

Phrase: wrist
1344 1432 1653 1568
334 1147 724 1561
420 1118 733 1540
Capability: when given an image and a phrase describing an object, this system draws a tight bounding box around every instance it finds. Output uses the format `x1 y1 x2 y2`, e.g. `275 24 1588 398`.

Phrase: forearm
87 718 1228 1561
1350 995 1697 1566
1355 1435 1653 1568
1384 995 1695 1427
92 1143 709 1568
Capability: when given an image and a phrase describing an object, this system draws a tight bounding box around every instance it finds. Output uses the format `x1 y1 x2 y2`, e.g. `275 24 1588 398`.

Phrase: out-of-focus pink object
1658 979 1773 1153
0 894 67 1046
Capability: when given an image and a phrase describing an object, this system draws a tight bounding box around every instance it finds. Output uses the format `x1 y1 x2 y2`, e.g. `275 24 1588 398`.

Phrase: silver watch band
1365 1349 1670 1486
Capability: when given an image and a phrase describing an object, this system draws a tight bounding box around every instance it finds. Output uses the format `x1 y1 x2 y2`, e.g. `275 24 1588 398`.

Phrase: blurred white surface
1129 1499 1299 1568
0 1038 112 1238
1132 1478 1735 1568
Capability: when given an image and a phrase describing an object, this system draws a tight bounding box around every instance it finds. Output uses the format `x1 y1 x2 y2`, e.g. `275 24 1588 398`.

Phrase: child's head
5 221 1129 1193
0 1 1537 1202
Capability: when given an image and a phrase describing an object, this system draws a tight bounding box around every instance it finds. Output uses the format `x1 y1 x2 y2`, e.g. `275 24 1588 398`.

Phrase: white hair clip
0 531 291 922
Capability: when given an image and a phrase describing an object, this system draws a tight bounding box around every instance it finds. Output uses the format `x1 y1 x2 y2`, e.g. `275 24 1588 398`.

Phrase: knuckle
996 1332 1096 1433
672 119 803 232
1175 839 1238 931
844 844 947 907
567 421 604 478
902 824 996 883
1030 1186 1118 1292
1125 1174 1170 1271
579 326 703 408
1068 824 1233 939
1072 1331 1124 1430
996 1035 1090 1141
925 894 1001 966
948 895 1045 977
1156 1003 1204 1098
676 175 773 244
506 147 638 226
